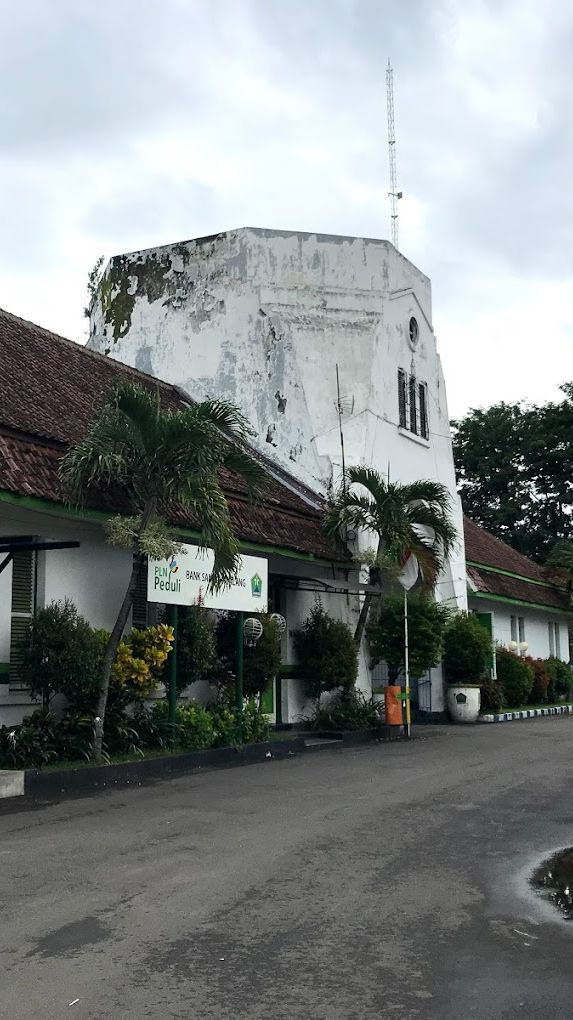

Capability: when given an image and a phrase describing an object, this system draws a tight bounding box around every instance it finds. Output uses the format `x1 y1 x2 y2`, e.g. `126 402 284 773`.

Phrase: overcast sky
1 0 571 418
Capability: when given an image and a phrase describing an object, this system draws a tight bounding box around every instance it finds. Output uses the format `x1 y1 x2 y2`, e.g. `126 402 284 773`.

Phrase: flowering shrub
524 657 550 704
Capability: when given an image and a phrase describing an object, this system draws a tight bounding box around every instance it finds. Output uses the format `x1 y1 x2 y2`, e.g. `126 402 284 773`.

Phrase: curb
0 727 403 811
480 704 573 723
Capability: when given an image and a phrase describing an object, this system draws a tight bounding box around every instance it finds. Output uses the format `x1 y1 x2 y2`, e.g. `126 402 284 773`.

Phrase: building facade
88 228 469 714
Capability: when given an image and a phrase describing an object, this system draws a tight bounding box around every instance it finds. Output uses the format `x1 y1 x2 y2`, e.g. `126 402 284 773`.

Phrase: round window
409 317 419 348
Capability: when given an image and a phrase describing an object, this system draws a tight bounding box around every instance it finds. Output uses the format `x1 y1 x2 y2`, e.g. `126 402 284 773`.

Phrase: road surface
2 718 573 1018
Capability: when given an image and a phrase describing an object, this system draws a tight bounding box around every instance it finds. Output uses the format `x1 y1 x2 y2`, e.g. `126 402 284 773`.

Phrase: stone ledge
0 770 24 798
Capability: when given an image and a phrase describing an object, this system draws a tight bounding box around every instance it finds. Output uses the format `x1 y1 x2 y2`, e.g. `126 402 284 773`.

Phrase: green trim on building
0 488 344 567
0 663 9 678
470 589 571 616
466 559 561 591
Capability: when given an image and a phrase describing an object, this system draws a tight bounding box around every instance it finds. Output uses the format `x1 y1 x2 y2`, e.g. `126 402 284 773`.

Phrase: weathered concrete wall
89 227 468 708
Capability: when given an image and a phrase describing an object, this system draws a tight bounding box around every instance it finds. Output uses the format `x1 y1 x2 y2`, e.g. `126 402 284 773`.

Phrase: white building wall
469 597 569 662
0 502 133 725
88 228 467 710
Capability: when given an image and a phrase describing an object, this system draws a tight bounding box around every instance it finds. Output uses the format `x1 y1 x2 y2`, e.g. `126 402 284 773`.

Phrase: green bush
524 657 550 704
306 689 385 732
367 594 451 682
20 600 104 710
243 701 271 743
443 614 493 683
293 600 358 701
479 677 505 713
176 606 218 695
545 657 573 700
495 648 534 707
216 613 282 700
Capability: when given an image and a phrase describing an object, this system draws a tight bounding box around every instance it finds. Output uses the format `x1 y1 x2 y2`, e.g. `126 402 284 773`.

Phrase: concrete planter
447 684 481 723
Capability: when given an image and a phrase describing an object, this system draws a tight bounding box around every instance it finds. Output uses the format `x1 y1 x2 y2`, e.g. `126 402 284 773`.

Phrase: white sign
147 544 268 612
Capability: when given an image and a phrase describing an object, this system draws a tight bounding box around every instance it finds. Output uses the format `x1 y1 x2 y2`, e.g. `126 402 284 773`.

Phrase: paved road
2 720 573 1019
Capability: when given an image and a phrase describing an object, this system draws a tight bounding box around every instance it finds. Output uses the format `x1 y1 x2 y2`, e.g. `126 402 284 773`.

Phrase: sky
1 0 572 419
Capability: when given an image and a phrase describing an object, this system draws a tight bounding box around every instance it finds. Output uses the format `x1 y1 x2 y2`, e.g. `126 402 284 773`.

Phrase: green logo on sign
251 573 263 598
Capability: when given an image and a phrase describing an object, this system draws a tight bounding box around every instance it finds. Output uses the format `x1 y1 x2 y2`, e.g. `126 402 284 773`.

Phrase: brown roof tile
464 518 569 611
0 308 344 562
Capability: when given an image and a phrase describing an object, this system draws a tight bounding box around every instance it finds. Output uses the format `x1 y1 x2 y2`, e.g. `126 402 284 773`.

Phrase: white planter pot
447 685 481 724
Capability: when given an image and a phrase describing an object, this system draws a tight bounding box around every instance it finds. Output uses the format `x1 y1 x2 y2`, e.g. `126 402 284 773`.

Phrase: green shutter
132 557 149 629
10 551 36 689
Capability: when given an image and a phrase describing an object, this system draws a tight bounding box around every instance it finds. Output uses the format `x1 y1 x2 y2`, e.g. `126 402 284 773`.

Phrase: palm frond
193 399 255 440
222 446 268 499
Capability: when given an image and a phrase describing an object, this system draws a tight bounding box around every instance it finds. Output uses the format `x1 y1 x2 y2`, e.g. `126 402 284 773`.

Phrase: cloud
0 0 571 415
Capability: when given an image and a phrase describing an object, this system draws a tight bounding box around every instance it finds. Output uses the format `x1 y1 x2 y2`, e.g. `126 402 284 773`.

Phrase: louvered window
398 369 407 428
132 556 149 629
419 382 429 439
409 375 418 434
9 551 36 690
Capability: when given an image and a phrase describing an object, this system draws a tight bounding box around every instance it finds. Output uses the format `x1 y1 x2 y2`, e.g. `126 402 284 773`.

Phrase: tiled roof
464 518 569 612
0 308 343 562
463 517 548 582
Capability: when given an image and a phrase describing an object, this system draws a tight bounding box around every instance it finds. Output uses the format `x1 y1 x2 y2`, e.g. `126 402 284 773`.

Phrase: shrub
443 613 493 683
175 702 215 751
243 701 271 743
293 600 358 701
545 657 573 700
524 657 550 704
20 600 104 709
176 606 218 695
306 689 385 732
210 702 242 748
113 624 174 700
367 594 451 682
217 613 282 700
479 677 505 714
495 648 534 707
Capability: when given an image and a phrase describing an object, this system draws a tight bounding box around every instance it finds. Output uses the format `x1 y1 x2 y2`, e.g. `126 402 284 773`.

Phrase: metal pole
235 611 244 743
166 603 178 745
404 589 411 737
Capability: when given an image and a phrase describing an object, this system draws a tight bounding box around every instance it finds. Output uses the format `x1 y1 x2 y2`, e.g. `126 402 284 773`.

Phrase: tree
60 383 265 760
293 600 358 702
367 594 451 682
323 467 457 645
545 541 573 603
452 384 573 561
442 613 494 684
20 600 103 710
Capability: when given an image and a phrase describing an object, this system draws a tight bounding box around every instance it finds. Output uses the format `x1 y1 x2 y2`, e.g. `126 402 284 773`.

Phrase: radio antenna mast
386 59 402 249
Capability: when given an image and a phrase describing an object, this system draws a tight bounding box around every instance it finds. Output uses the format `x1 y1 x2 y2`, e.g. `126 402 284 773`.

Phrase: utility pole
386 59 402 249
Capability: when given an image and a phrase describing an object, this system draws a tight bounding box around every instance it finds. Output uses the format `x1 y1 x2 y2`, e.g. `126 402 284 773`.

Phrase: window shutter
9 551 36 689
419 383 429 439
397 370 407 428
409 375 417 434
131 556 149 629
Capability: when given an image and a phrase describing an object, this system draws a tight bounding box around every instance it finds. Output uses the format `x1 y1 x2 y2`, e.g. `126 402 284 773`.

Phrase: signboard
147 544 268 612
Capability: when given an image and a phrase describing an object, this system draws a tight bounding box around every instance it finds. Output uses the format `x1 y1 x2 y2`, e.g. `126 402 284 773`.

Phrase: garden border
0 726 403 809
480 704 573 724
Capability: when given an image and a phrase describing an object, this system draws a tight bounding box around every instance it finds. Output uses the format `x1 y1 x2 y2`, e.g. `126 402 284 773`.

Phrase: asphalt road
2 719 573 1019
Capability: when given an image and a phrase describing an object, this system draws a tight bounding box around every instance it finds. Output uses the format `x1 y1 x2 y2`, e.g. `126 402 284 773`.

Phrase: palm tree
323 467 457 646
60 383 266 760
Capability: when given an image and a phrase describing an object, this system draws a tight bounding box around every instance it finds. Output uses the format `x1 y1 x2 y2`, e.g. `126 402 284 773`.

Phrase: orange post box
385 685 404 726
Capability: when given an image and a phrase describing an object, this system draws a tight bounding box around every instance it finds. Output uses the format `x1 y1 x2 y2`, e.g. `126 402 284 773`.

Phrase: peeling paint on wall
87 226 465 628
